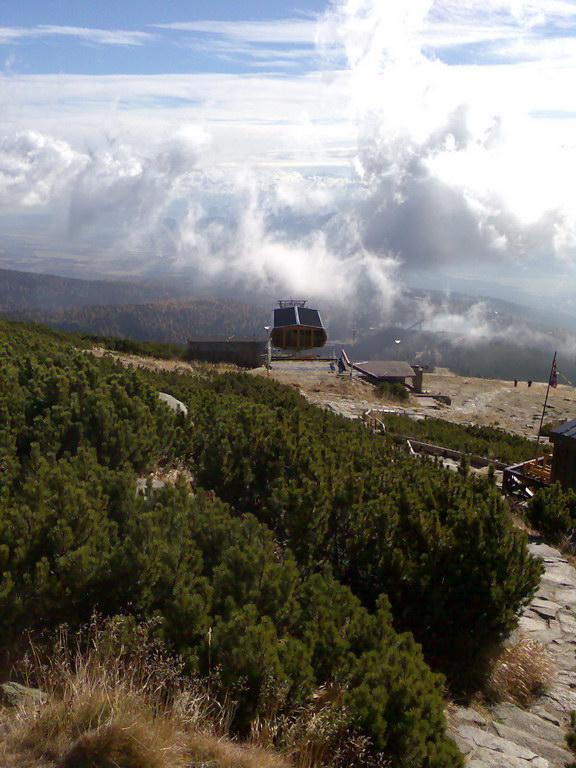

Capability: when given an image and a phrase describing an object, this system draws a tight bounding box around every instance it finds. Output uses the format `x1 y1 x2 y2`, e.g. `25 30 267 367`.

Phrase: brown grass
249 685 369 768
189 734 290 768
484 633 554 707
0 617 290 768
0 616 380 768
60 721 168 768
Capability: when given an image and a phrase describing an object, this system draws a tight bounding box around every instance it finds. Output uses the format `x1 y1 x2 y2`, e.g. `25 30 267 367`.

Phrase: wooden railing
521 454 552 483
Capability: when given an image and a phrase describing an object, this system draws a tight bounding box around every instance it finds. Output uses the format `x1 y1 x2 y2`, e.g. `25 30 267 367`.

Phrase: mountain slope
0 267 191 311
8 297 267 345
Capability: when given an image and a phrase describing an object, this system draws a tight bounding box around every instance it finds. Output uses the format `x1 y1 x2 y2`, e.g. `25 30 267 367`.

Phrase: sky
1 0 576 322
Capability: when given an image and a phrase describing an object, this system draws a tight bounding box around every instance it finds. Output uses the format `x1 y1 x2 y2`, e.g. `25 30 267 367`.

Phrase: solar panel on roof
271 300 327 350
297 307 323 328
551 418 576 439
274 307 297 327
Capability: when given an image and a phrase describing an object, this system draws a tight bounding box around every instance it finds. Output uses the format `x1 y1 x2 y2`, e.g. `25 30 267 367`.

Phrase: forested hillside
8 297 265 344
0 267 192 310
0 318 543 767
353 326 576 382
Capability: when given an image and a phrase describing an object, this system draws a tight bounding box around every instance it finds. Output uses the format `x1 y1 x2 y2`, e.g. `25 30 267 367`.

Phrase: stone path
448 541 576 767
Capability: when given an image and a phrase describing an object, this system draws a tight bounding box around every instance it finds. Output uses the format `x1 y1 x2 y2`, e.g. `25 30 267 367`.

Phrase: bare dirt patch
88 348 236 377
252 362 576 439
426 368 576 438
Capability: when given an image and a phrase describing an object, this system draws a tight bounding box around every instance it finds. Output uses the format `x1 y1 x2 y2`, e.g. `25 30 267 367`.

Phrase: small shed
352 361 423 393
550 418 576 490
187 338 267 368
271 300 327 351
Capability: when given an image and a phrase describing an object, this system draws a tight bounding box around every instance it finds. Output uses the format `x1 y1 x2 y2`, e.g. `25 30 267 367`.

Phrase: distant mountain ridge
7 298 266 346
2 267 574 381
0 267 191 311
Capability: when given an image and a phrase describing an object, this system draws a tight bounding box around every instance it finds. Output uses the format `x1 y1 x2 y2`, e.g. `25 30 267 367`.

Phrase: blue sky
1 0 576 317
0 0 327 75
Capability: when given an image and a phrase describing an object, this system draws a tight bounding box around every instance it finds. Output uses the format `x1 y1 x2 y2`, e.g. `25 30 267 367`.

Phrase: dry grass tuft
0 616 287 768
60 721 166 768
484 633 554 707
188 734 291 768
249 685 369 768
0 616 382 768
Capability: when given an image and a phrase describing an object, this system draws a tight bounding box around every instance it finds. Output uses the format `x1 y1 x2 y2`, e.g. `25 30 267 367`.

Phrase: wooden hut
550 418 576 490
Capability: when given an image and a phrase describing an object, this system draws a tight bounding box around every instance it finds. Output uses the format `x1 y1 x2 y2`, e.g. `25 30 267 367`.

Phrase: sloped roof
274 306 298 327
353 361 415 379
550 417 576 440
273 306 323 329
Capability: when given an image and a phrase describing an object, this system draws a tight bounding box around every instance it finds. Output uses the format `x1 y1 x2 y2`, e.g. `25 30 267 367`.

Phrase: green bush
382 412 542 464
527 484 576 543
376 380 409 401
0 318 545 765
188 377 541 684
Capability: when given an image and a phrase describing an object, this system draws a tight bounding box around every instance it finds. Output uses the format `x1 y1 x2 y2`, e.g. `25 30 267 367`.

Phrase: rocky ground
448 540 576 767
252 361 576 438
426 369 576 438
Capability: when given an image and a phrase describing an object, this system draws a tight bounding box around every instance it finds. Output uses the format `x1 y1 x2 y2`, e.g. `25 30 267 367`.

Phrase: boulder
0 681 46 707
158 392 188 416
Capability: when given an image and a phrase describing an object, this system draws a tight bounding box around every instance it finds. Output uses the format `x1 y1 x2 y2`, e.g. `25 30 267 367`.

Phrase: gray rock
529 543 566 561
466 749 549 767
540 685 576 714
555 669 576 688
158 392 188 416
529 705 562 726
489 721 573 766
530 599 561 620
136 477 166 496
556 609 576 635
550 588 576 608
526 628 564 645
492 703 566 745
0 681 46 707
519 615 549 632
547 651 576 672
453 723 549 761
541 566 576 588
451 705 488 727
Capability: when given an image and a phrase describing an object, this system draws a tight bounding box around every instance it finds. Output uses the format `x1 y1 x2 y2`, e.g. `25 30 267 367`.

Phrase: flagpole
535 350 557 455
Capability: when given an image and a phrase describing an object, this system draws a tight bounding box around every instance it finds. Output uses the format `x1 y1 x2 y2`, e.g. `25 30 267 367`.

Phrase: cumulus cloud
320 0 576 282
166 166 399 308
416 297 576 358
0 126 399 310
1 0 576 328
0 131 85 207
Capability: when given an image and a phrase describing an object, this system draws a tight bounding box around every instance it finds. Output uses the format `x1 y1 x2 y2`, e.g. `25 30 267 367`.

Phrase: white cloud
0 131 85 206
1 1 576 315
315 0 576 285
153 19 318 44
0 25 155 46
0 71 354 167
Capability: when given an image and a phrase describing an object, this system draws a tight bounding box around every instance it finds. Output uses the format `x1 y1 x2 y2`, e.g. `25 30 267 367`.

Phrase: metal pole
535 350 557 455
